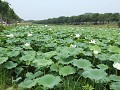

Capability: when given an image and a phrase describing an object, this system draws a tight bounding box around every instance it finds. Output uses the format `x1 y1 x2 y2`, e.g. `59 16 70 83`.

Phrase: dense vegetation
0 25 5 31
34 13 120 25
118 21 120 28
0 25 120 90
0 0 21 25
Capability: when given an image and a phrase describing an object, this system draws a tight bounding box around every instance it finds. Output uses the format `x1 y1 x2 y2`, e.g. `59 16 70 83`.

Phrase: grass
0 67 12 89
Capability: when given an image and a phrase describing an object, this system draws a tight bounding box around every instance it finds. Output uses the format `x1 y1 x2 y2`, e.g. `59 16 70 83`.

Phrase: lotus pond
0 25 120 90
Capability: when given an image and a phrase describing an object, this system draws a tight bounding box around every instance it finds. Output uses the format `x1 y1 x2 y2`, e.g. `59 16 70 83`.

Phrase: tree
91 13 99 24
104 13 113 23
112 13 120 22
33 13 120 25
0 0 21 25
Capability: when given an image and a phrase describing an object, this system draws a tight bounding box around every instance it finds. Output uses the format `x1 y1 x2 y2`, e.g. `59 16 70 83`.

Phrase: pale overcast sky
6 0 120 20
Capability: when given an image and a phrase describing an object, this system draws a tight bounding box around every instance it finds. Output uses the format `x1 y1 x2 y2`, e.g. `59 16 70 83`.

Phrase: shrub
117 21 120 28
0 25 5 32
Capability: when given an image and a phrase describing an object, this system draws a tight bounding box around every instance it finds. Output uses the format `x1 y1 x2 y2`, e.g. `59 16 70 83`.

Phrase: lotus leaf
7 51 20 57
59 65 76 76
0 57 8 64
82 69 107 82
54 54 74 64
4 61 17 69
32 59 53 67
109 54 120 63
43 51 57 59
109 75 120 82
89 45 101 53
97 64 108 70
15 67 23 76
110 81 120 90
20 54 35 61
0 47 7 56
19 79 36 88
50 64 59 72
38 74 61 88
72 59 92 70
108 46 120 53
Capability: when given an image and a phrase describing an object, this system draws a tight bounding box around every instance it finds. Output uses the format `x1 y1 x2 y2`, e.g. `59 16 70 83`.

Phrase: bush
117 21 120 28
0 25 5 32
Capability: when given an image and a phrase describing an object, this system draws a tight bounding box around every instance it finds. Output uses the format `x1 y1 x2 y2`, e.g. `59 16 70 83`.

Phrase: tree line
0 0 21 25
33 13 120 25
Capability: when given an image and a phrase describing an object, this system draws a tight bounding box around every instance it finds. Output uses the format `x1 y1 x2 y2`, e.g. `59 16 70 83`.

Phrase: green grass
0 68 12 90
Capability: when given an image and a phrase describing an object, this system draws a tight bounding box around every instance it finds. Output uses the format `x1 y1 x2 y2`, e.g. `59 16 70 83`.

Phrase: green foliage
0 25 120 89
117 21 120 28
0 25 5 32
109 75 120 82
108 46 120 53
110 81 120 90
19 79 36 89
38 74 61 88
0 68 12 89
0 0 21 24
4 61 17 69
34 13 120 25
72 59 92 70
0 57 8 64
59 66 76 76
82 69 108 82
109 54 120 63
82 84 94 90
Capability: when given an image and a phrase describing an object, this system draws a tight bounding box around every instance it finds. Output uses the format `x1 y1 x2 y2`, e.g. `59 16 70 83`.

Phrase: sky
6 0 120 20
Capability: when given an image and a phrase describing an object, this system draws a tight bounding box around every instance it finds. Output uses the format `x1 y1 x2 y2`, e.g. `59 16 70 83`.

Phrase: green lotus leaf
50 64 59 72
25 71 41 80
109 75 120 82
110 81 120 90
57 47 83 56
0 57 8 64
59 66 76 76
83 51 93 56
12 47 22 51
4 61 17 69
43 51 57 59
7 51 20 57
109 54 120 63
64 38 74 44
19 79 36 89
55 53 70 59
22 45 32 50
15 67 23 76
34 71 42 77
6 39 13 44
72 59 92 70
38 74 61 88
108 46 120 53
32 59 53 67
97 64 108 70
20 54 35 61
95 53 110 61
89 45 101 53
54 54 74 64
26 72 34 79
0 47 7 56
22 51 36 56
82 69 107 82
64 47 83 56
